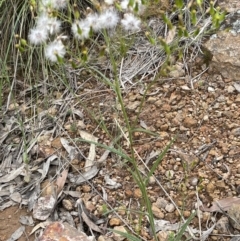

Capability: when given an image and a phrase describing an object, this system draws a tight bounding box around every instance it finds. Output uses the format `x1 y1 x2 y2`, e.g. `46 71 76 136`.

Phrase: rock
190 177 198 186
183 117 197 128
232 127 240 137
152 204 165 219
161 104 171 111
206 182 215 194
208 87 215 92
82 184 91 193
228 203 240 230
109 218 121 226
98 236 114 241
149 176 156 184
236 94 240 103
117 206 126 216
133 188 142 199
39 222 95 241
157 231 170 241
125 189 133 198
126 101 141 110
227 85 235 93
233 82 240 93
62 199 73 211
183 210 191 218
155 198 168 209
165 203 175 213
147 97 157 103
216 216 229 233
204 31 240 80
112 226 127 241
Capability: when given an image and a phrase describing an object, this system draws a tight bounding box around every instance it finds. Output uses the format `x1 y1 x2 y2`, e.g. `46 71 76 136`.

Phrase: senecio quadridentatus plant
25 0 146 63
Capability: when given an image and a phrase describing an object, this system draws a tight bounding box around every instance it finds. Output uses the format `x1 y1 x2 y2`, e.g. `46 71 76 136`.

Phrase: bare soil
0 60 240 240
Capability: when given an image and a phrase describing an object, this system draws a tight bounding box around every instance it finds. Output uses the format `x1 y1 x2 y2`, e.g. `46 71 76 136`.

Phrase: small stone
157 231 170 241
232 127 240 137
85 201 96 212
113 226 127 241
165 170 174 179
9 103 19 110
203 115 209 121
126 101 141 110
216 216 229 233
206 182 215 194
201 212 211 222
133 188 142 199
236 94 240 103
149 176 156 184
183 117 197 128
109 218 121 226
117 206 126 216
183 210 191 218
190 177 198 186
152 204 165 219
62 199 73 211
165 203 175 213
125 189 133 198
155 198 168 209
161 104 171 112
227 85 235 93
181 85 190 90
82 184 91 193
208 86 215 92
98 235 114 241
228 203 240 230
147 97 157 103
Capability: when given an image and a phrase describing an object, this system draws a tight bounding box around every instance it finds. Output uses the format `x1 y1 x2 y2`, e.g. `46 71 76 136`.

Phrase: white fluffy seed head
45 40 66 62
37 14 61 35
104 0 115 5
121 13 141 32
28 27 48 45
40 0 68 10
120 0 145 14
72 20 91 40
85 13 101 32
98 8 119 29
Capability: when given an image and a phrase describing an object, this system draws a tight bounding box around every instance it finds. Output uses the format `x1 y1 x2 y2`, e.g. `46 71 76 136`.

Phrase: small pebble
165 203 175 213
190 177 198 186
208 86 215 92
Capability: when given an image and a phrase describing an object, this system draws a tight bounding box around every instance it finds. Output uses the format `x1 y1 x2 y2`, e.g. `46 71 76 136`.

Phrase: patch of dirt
0 206 35 241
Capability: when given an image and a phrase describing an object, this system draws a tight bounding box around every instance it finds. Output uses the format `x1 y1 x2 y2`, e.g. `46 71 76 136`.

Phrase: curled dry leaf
200 197 240 212
55 169 68 196
81 211 103 234
61 138 77 161
0 165 25 183
79 130 98 172
71 166 99 185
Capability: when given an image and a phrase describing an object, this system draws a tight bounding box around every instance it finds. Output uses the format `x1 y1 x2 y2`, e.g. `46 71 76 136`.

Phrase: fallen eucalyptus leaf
0 165 25 183
6 226 25 241
200 197 240 212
